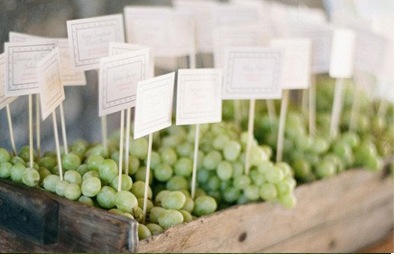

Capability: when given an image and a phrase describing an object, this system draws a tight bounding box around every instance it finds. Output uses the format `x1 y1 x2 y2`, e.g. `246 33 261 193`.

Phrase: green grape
135 166 153 184
365 155 383 171
70 139 89 158
146 223 164 236
85 144 107 158
182 196 194 213
161 135 181 148
311 137 330 154
86 155 104 171
250 170 266 186
237 193 249 205
44 151 57 158
232 162 244 178
179 209 193 222
206 175 221 191
176 142 193 158
174 158 193 177
78 196 94 206
38 156 56 171
130 137 148 160
111 174 133 191
160 148 178 166
154 163 174 182
197 168 210 184
138 224 152 240
56 180 69 197
43 174 61 192
233 175 251 190
133 207 145 223
64 170 82 185
81 177 102 197
147 151 161 170
155 190 171 205
149 207 167 224
18 146 36 163
22 168 40 187
264 166 284 184
243 184 260 201
259 182 278 201
161 191 186 210
315 160 336 179
96 186 117 209
340 131 360 149
0 162 12 179
193 196 217 216
216 161 233 181
158 209 184 229
179 189 191 198
292 158 312 181
128 155 140 175
10 163 26 183
222 186 240 203
115 190 138 213
194 188 206 198
131 180 153 199
278 193 296 209
82 170 100 181
76 164 89 176
64 183 81 200
0 148 11 162
138 198 154 212
110 151 120 163
276 178 295 196
99 159 118 185
166 176 188 191
202 150 222 170
11 156 26 166
62 153 82 171
38 167 51 182
250 145 268 166
212 134 230 151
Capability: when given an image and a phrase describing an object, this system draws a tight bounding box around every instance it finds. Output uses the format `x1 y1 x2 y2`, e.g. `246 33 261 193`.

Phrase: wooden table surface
357 230 394 253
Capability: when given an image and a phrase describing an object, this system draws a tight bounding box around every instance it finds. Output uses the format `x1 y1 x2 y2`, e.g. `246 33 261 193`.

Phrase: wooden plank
138 168 393 253
0 180 138 253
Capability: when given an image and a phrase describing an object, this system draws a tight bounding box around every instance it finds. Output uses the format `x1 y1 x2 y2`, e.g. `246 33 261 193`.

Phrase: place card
329 28 356 79
176 69 222 125
0 54 17 109
4 41 56 96
98 49 149 116
37 48 65 120
67 14 125 71
134 73 175 139
222 47 282 100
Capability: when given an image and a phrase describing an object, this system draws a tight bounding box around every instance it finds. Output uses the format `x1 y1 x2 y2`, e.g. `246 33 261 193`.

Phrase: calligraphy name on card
98 50 149 116
67 14 125 71
223 47 282 100
37 48 65 120
4 41 56 97
134 73 175 139
176 69 222 125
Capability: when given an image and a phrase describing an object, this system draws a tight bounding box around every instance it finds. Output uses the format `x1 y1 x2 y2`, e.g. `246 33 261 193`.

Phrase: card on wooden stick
0 54 17 110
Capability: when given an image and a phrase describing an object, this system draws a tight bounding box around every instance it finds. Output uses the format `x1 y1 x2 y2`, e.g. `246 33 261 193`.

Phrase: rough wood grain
0 180 138 253
138 168 393 253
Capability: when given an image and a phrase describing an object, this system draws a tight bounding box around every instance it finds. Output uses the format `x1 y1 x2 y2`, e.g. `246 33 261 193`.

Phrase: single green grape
111 174 133 191
0 148 11 162
115 190 138 213
197 168 210 184
38 156 56 171
315 160 336 179
279 193 296 209
158 209 184 229
135 166 153 184
179 209 193 222
22 168 40 187
250 170 266 186
233 175 251 190
232 162 244 178
70 139 89 158
212 134 230 151
292 158 312 181
128 155 140 175
176 142 193 158
131 180 153 199
264 166 284 184
38 167 51 182
130 137 148 160
146 223 164 236
259 182 278 201
154 163 173 182
43 174 61 192
138 224 152 240
160 147 178 166
250 145 268 166
243 184 260 201
137 198 154 212
161 191 186 210
86 155 104 171
0 162 12 179
155 190 171 205
133 207 145 223
81 177 102 197
222 186 241 203
275 162 294 179
166 176 188 191
78 196 94 206
64 170 82 185
174 158 192 177
99 159 118 185
10 156 26 166
193 196 217 217
96 186 117 209
82 170 100 181
18 146 36 163
206 175 221 191
149 207 167 224
76 164 89 176
62 153 82 171
56 180 69 197
202 150 222 170
216 161 233 181
275 178 294 196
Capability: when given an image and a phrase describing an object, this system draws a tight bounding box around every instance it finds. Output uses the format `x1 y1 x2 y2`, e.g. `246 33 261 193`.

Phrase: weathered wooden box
0 163 393 253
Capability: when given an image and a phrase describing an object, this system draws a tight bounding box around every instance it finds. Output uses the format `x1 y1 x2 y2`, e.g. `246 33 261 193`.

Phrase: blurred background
0 0 393 153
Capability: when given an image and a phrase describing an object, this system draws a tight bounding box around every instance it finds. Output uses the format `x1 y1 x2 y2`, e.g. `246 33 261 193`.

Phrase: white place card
4 41 56 97
222 47 282 100
329 28 356 79
176 69 222 125
270 38 312 89
124 7 194 57
98 50 149 117
290 23 333 74
37 48 65 120
0 54 17 110
213 25 268 69
8 32 87 86
67 14 125 71
134 73 175 139
109 42 154 78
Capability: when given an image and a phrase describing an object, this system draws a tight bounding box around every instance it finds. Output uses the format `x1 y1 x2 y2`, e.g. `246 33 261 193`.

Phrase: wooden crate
0 163 393 253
